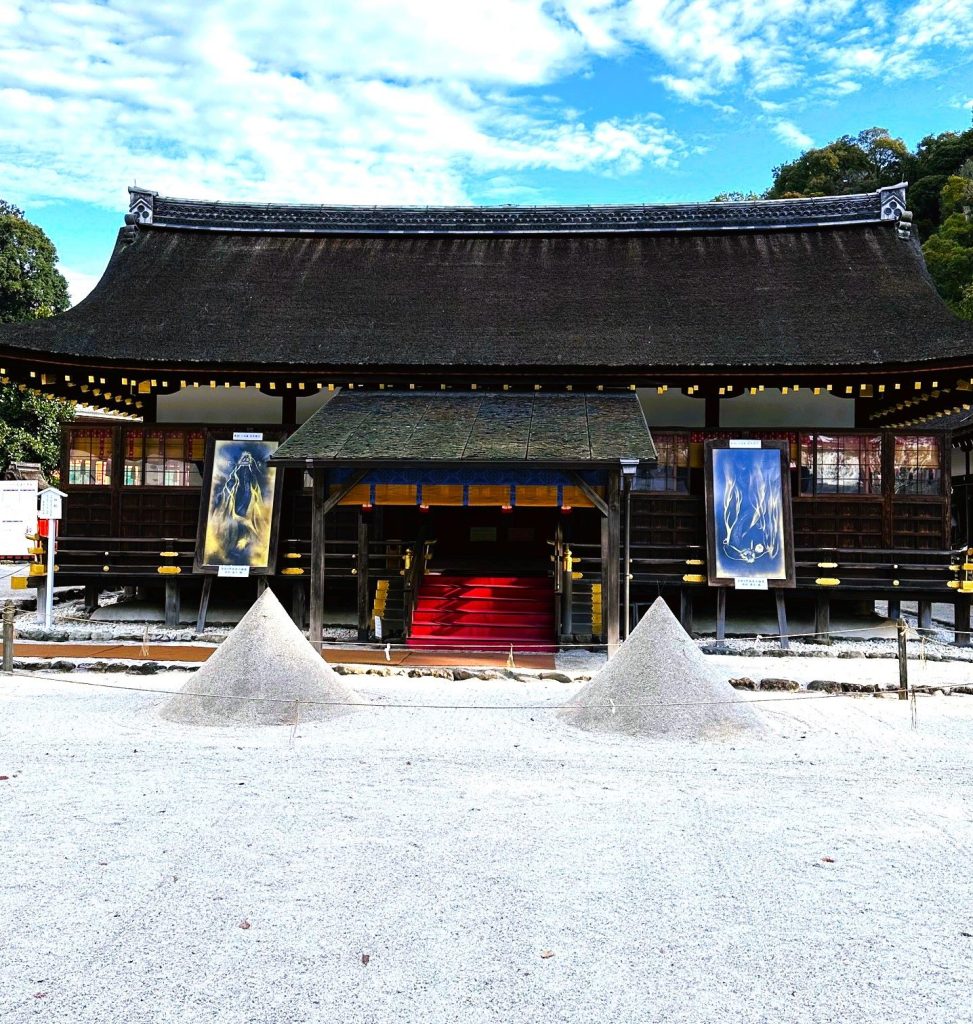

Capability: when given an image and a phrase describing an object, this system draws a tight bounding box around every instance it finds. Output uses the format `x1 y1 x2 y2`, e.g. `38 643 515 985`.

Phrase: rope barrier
4 669 864 710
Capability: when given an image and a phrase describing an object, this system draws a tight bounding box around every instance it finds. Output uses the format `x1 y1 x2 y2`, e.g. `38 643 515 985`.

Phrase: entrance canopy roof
272 391 656 467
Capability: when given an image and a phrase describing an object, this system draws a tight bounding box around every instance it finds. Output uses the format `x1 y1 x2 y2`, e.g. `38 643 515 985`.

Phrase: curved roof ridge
127 183 909 236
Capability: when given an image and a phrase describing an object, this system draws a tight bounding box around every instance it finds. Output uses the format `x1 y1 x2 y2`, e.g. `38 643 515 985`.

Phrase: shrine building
2 183 972 649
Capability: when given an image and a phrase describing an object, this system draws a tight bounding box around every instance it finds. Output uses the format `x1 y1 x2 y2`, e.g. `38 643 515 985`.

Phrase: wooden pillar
601 467 621 655
357 510 370 642
704 394 719 429
775 589 789 651
815 593 831 645
291 579 307 629
888 597 901 620
164 579 180 628
954 594 971 647
917 599 933 633
310 467 327 651
281 391 297 424
679 588 694 634
196 576 213 632
715 587 727 646
83 584 100 614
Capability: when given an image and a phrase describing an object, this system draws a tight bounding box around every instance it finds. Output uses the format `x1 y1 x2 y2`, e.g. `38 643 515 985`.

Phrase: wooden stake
897 618 909 700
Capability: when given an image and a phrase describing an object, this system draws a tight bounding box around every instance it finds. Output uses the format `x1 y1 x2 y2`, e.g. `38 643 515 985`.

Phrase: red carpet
407 574 555 652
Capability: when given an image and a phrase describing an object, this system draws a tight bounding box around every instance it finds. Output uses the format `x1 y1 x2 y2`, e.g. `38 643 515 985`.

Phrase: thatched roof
1 185 971 375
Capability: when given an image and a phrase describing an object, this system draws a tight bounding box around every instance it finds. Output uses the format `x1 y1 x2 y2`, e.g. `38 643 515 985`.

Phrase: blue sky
1 0 971 303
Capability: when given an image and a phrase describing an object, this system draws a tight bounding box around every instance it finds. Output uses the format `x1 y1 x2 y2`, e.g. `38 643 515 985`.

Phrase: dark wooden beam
310 468 327 651
568 471 609 517
323 469 368 515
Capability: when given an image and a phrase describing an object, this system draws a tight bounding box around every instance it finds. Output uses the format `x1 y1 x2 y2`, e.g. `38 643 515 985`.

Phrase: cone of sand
159 588 363 726
562 596 764 740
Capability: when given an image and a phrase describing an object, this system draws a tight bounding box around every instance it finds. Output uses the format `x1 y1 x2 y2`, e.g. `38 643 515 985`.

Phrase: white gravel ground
2 668 972 1024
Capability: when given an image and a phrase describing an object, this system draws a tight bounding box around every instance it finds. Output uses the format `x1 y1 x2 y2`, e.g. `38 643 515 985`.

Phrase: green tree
0 198 75 477
767 128 908 199
922 210 973 313
0 387 72 477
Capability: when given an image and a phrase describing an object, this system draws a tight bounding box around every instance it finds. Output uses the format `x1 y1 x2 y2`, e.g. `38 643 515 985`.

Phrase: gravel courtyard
2 670 972 1024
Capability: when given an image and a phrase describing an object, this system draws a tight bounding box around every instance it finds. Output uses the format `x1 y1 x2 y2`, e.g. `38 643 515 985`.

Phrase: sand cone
159 588 363 726
562 596 764 740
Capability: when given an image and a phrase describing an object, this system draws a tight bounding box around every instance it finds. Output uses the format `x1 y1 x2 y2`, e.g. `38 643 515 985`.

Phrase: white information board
218 564 251 578
0 480 37 558
38 488 64 520
734 577 769 591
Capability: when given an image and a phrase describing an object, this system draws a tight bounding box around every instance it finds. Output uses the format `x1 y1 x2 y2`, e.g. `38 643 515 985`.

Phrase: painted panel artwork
705 441 795 587
194 438 282 574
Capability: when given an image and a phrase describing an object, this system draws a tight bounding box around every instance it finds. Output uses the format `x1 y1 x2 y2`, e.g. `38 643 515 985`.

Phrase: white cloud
0 0 684 209
774 120 814 150
1 0 971 214
62 266 102 306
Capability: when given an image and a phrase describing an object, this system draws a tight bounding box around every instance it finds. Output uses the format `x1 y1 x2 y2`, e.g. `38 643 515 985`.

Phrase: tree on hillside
904 125 973 238
922 163 973 316
0 198 74 478
766 127 908 199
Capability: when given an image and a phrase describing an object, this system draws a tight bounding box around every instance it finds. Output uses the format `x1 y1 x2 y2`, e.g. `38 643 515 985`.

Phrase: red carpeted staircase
407 574 555 652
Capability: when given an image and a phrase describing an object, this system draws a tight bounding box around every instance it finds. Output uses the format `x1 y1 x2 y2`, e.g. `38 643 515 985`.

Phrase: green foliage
762 117 973 320
711 191 761 202
0 197 75 478
767 128 908 199
0 210 70 322
0 386 74 479
923 211 973 311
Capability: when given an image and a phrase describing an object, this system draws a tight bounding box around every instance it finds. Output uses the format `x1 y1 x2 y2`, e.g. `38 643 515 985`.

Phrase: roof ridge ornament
878 182 908 222
127 185 158 226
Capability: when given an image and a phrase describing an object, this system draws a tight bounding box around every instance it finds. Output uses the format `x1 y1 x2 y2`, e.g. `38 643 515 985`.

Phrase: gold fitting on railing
157 566 181 575
817 562 838 569
685 559 704 566
160 550 179 558
285 552 301 560
281 567 304 576
682 573 706 584
815 577 840 586
102 565 110 572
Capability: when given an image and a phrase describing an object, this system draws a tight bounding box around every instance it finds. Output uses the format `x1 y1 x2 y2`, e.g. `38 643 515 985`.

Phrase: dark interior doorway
381 506 562 574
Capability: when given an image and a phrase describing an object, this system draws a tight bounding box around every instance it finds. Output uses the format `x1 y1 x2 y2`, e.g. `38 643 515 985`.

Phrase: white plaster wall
719 390 855 429
296 388 339 423
952 447 970 479
156 387 283 424
637 388 705 427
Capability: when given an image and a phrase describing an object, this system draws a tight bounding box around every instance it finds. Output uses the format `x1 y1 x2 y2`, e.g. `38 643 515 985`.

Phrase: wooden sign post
37 487 66 630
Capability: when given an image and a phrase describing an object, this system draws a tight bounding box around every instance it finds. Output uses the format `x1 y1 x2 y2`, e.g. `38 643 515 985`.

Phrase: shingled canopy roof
272 391 656 466
2 185 972 376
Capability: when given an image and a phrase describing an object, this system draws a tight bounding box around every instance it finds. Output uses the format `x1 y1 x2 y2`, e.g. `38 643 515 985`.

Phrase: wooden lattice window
636 431 690 492
123 429 205 487
893 435 942 496
67 428 113 486
799 434 882 495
